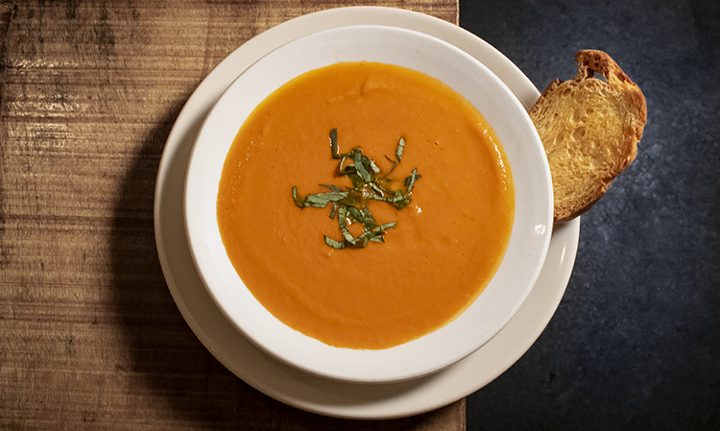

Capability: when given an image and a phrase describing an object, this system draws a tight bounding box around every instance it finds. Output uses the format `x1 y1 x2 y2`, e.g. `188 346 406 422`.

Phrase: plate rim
154 6 580 420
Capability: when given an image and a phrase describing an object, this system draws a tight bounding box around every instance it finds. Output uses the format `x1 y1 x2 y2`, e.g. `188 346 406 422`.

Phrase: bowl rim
184 24 553 383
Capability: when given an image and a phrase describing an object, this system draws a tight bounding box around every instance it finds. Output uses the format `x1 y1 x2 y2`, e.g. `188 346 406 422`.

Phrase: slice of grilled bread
529 50 647 223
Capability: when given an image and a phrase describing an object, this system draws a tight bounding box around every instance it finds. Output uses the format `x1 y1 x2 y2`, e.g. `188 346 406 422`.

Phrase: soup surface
217 62 514 350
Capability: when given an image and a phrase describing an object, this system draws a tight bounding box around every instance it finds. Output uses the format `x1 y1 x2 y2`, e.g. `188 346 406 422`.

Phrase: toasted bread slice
529 50 647 223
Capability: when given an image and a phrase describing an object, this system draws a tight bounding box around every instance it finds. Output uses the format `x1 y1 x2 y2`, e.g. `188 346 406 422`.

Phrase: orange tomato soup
217 62 514 350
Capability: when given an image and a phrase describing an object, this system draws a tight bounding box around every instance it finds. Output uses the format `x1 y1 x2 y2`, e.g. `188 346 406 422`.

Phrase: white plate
154 6 579 419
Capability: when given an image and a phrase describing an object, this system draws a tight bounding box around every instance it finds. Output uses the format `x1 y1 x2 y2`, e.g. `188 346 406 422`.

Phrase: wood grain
0 0 462 429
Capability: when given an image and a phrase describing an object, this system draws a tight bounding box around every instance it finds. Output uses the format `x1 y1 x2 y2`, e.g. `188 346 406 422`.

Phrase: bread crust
530 50 647 223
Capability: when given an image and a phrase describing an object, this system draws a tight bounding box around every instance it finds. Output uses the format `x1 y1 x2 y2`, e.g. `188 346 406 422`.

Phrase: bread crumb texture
530 50 647 222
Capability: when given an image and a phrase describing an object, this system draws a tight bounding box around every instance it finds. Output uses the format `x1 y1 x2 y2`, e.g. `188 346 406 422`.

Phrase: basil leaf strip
292 130 420 249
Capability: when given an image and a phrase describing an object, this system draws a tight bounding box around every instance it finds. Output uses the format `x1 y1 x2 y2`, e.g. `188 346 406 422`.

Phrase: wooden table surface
0 0 465 429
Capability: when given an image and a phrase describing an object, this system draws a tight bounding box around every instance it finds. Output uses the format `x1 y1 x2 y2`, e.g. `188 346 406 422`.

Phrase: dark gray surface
459 0 720 429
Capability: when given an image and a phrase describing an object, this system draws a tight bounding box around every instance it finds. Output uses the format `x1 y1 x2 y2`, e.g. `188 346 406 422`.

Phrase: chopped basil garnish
292 129 421 249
